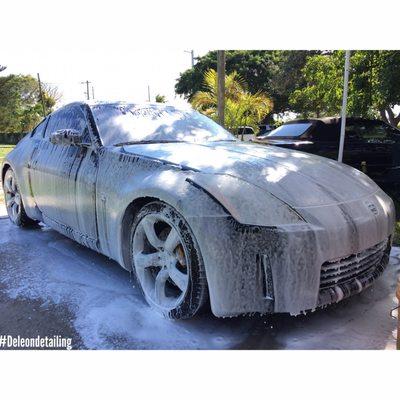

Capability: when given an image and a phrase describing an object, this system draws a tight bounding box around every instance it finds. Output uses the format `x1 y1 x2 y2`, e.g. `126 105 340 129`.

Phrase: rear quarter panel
1 134 42 221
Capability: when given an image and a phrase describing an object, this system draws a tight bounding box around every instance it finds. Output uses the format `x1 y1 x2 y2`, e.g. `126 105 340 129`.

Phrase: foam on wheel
130 201 208 319
3 168 37 227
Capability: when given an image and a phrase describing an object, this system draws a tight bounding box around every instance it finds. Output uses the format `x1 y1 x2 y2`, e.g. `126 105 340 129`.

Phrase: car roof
286 117 385 126
54 101 184 113
87 101 178 108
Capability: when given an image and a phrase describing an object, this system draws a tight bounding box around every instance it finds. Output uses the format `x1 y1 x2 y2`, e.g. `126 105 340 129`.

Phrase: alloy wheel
132 214 189 311
4 170 21 223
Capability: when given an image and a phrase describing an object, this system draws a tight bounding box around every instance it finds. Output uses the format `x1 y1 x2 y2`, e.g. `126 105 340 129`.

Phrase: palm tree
191 69 273 138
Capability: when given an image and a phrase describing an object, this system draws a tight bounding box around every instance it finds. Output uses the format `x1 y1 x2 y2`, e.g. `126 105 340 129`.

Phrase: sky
1 0 399 113
1 47 209 107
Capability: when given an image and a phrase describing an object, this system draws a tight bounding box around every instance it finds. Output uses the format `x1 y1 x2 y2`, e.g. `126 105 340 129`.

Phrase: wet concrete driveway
0 214 399 350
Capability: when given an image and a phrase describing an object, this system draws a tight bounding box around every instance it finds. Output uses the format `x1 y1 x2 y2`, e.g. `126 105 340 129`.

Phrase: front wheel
131 201 208 319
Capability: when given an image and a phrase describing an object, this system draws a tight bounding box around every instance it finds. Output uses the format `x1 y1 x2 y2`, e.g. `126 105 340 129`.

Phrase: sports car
1 101 396 319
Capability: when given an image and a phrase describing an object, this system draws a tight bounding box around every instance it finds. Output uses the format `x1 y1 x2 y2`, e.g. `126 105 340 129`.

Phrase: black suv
254 117 400 188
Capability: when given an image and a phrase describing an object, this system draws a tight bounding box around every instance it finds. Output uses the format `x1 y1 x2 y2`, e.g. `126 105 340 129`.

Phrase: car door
306 122 340 160
29 104 99 248
343 120 393 178
340 121 366 170
357 120 394 178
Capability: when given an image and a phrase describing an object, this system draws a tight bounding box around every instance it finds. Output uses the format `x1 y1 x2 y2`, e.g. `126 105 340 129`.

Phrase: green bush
0 132 26 145
394 222 400 247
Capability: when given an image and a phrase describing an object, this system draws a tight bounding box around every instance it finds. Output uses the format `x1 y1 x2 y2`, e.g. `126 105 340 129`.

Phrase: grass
392 195 400 246
0 145 14 165
0 145 15 204
395 221 400 247
386 188 400 246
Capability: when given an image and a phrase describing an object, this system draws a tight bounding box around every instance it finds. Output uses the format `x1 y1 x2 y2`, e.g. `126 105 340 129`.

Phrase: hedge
0 132 27 145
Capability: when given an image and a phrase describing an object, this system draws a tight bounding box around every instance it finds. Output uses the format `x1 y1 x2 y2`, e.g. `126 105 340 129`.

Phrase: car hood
122 141 379 208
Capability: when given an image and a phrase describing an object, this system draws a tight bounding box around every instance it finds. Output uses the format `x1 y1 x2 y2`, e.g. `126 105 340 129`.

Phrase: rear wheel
131 201 208 319
3 168 37 227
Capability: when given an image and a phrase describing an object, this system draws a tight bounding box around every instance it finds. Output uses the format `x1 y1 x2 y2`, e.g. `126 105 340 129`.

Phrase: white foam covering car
1 102 396 319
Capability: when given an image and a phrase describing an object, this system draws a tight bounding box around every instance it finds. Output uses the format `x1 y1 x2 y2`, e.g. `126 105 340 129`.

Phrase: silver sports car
1 101 396 319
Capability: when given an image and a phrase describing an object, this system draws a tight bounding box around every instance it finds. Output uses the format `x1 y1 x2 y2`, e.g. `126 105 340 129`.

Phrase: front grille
319 240 388 290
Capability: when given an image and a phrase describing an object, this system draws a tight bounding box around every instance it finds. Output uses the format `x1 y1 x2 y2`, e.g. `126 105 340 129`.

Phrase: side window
345 123 363 140
359 122 392 142
31 118 48 138
45 106 89 141
311 124 339 142
346 121 392 143
45 109 63 138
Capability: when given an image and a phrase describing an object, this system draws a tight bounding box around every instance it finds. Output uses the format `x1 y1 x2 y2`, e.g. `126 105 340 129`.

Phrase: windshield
91 104 236 146
267 123 313 138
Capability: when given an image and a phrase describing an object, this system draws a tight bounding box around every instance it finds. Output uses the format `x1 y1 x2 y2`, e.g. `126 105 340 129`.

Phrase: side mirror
50 129 84 146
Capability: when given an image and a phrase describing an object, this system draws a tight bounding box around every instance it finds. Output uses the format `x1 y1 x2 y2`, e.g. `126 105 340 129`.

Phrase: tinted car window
309 123 339 142
267 123 313 138
237 127 254 135
344 124 362 140
91 104 236 146
45 106 88 139
31 118 48 138
356 121 398 142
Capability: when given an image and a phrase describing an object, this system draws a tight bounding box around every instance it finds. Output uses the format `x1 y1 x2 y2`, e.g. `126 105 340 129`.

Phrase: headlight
189 173 305 226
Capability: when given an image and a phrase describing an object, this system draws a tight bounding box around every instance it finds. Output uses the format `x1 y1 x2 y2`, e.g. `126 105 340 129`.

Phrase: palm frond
190 68 273 133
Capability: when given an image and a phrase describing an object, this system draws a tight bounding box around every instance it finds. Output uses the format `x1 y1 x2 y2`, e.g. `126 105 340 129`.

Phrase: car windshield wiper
113 140 185 146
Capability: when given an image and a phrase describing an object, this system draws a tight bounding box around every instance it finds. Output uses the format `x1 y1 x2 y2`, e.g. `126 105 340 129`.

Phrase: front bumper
317 239 391 308
187 189 395 317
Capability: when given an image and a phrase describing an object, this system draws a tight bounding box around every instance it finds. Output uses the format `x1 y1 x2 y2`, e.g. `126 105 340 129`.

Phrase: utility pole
338 50 351 163
37 73 46 117
147 85 151 102
185 50 195 67
217 50 225 127
81 80 91 100
91 86 95 100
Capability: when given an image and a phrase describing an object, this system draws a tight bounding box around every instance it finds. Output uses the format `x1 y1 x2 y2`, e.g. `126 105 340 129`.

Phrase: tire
2 168 37 227
130 201 208 319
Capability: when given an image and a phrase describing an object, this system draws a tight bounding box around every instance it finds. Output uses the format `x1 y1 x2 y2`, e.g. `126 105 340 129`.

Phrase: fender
187 172 305 226
94 153 229 267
